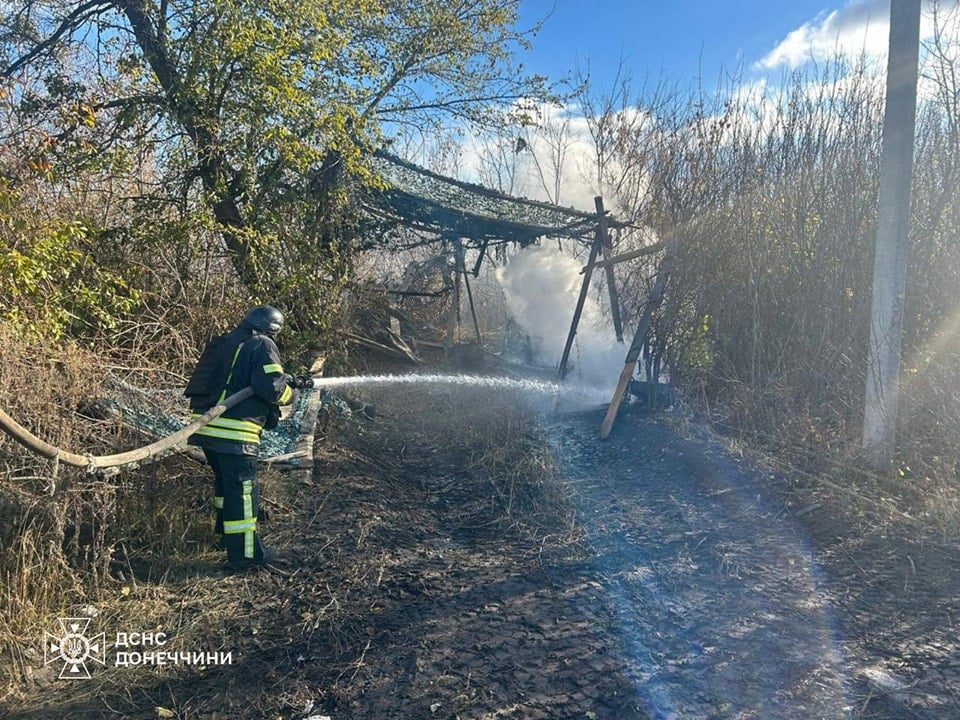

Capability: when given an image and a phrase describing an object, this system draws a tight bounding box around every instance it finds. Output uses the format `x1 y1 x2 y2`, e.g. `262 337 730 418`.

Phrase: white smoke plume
496 245 625 392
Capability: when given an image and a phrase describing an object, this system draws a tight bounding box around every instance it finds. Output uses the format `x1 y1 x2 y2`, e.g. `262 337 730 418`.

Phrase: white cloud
755 0 890 71
756 0 960 72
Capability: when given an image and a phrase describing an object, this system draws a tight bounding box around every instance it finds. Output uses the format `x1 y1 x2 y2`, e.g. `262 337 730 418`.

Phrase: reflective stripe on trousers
202 449 262 560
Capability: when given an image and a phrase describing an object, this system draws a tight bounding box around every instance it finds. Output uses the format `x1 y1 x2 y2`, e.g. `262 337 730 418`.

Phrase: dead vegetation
0 326 108 697
0 321 219 705
0 328 590 716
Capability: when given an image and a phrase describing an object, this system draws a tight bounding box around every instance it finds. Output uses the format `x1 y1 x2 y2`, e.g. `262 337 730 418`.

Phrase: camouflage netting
102 375 328 466
364 150 627 246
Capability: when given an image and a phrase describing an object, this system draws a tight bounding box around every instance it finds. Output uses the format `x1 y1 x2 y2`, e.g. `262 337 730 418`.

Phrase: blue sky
434 1 960 209
514 0 903 90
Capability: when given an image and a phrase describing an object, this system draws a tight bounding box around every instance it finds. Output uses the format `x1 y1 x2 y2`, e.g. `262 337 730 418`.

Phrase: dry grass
1 331 590 712
8 310 960 716
341 379 586 553
675 375 960 546
0 325 106 700
0 322 219 704
466 410 580 543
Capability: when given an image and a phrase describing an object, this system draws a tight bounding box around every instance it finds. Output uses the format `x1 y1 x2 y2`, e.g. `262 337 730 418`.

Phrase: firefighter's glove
289 374 315 390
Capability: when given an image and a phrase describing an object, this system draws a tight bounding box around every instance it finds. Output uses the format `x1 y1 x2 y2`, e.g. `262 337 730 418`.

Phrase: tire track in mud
547 412 854 719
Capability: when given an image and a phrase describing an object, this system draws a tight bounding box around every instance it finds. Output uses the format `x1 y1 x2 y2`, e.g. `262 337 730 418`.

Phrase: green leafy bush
0 186 141 339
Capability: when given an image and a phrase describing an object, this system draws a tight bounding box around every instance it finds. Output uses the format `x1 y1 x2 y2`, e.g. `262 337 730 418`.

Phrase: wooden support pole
472 238 490 277
600 243 676 439
558 219 604 381
444 239 464 350
595 197 624 342
462 257 483 346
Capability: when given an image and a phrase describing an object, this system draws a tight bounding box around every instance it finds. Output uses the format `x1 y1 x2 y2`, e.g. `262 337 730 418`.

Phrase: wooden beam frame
462 250 483 345
444 238 465 350
595 198 624 342
580 240 667 274
558 206 605 381
471 238 490 276
599 240 678 439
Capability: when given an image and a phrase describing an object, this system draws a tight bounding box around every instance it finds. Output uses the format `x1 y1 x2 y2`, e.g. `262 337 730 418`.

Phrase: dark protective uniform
186 323 293 564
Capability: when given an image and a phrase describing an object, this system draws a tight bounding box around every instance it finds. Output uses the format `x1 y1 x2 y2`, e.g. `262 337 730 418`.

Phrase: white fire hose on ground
0 386 255 475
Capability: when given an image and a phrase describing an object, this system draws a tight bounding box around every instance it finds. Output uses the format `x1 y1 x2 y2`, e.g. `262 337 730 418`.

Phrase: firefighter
185 305 312 571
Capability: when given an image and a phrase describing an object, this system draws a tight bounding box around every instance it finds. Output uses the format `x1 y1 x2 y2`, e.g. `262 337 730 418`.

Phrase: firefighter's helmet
242 305 284 336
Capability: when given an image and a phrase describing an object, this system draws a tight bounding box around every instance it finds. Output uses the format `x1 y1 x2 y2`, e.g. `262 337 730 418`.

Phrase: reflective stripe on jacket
187 327 292 451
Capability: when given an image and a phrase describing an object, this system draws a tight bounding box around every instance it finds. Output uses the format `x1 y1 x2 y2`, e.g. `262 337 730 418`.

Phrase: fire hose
0 386 255 475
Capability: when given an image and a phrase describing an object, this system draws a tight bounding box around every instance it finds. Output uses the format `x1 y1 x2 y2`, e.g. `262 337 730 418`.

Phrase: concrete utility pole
862 0 922 470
